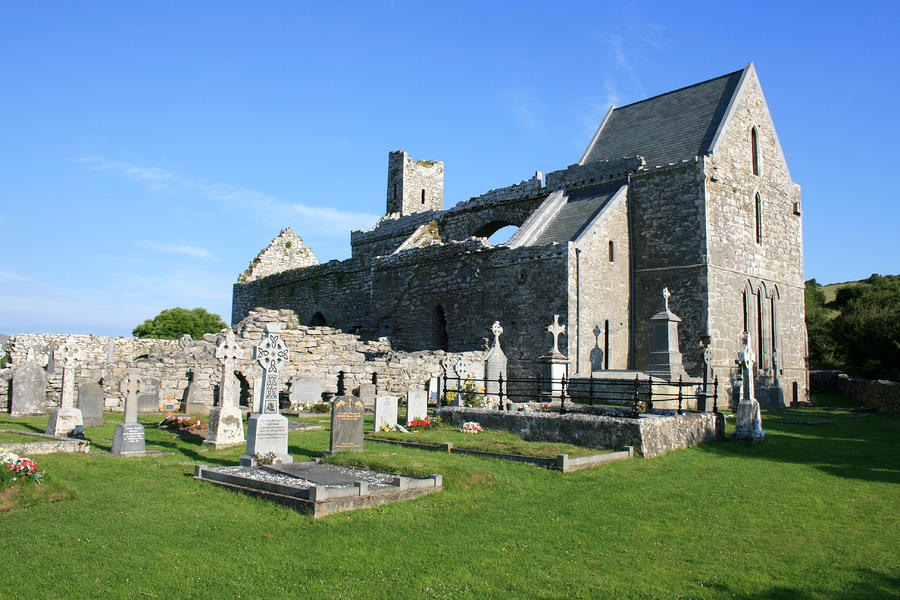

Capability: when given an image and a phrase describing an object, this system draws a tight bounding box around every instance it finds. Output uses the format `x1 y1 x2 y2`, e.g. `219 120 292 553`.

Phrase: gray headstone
184 380 207 414
10 363 46 416
358 383 376 408
427 377 440 404
78 382 106 426
406 389 427 423
329 395 365 453
373 395 399 432
138 378 160 413
112 423 146 455
291 377 322 408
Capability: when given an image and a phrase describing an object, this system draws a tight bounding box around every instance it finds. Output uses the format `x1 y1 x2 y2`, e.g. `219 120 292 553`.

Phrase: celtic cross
120 373 141 423
216 330 245 408
662 287 671 312
59 336 84 409
254 323 289 414
491 321 503 348
547 315 566 356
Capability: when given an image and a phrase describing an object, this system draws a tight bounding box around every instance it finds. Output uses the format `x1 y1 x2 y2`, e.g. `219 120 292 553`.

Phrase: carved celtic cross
254 324 289 414
547 315 566 356
216 330 245 408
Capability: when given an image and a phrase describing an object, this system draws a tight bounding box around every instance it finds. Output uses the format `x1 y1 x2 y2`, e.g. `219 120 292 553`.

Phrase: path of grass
369 427 606 458
0 398 897 599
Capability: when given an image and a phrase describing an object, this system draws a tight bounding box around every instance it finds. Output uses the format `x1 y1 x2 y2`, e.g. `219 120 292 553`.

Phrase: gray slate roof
531 184 622 245
581 68 743 167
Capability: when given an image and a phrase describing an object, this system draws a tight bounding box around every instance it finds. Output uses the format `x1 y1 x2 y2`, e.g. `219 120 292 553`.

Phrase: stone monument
373 395 399 432
358 382 376 408
112 374 146 455
406 388 427 423
329 395 365 453
647 288 687 380
290 377 322 410
46 336 85 436
734 332 766 442
78 382 107 426
137 378 161 413
240 323 293 466
206 330 246 450
184 370 208 413
484 321 507 402
10 361 47 416
541 315 568 398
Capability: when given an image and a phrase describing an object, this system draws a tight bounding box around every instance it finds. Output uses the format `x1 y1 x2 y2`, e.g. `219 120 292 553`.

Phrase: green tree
805 279 839 369
133 307 227 340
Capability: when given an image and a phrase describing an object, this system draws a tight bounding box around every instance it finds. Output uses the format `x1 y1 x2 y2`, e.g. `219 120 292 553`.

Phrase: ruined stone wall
567 190 631 374
369 239 568 384
629 161 710 375
386 150 443 216
238 228 319 283
232 257 371 329
704 69 806 407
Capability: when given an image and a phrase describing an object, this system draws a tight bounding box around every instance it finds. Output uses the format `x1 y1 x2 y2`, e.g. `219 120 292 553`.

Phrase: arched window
756 293 764 364
421 189 426 204
608 240 614 262
751 127 760 176
742 290 748 333
755 193 762 244
433 305 449 351
604 319 610 369
309 312 327 327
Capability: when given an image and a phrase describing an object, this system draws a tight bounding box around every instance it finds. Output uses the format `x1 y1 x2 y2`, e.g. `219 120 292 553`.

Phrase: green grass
0 431 53 444
369 427 606 458
0 399 898 600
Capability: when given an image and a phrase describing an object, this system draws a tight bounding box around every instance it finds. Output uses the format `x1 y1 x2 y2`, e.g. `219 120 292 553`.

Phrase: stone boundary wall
810 370 900 414
2 309 486 414
436 406 723 458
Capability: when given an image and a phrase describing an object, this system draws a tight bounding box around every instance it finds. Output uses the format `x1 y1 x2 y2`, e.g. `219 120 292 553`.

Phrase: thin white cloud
0 270 32 283
72 156 379 236
508 92 543 132
139 241 214 260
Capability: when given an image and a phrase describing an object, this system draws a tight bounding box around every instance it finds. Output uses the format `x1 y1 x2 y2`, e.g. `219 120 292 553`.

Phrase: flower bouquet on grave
253 451 279 466
460 422 482 434
159 415 205 433
405 416 442 432
0 448 44 485
379 423 395 433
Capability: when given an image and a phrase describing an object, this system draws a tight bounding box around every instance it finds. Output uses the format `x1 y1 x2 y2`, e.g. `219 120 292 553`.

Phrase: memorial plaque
329 395 364 453
78 382 107 426
358 383 376 408
373 395 398 432
138 378 161 413
10 363 46 416
406 389 427 423
291 377 322 409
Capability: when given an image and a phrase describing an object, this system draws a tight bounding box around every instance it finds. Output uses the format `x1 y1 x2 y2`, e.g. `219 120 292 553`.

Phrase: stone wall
809 370 900 414
238 228 319 283
436 406 724 458
386 150 443 217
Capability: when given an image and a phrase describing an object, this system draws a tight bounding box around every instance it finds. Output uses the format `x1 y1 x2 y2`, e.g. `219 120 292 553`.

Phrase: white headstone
291 377 322 409
484 321 508 398
734 332 766 442
406 389 427 423
373 395 399 432
206 330 246 449
241 323 293 466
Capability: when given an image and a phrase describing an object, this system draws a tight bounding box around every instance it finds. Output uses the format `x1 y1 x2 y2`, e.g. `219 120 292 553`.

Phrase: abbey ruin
232 62 807 408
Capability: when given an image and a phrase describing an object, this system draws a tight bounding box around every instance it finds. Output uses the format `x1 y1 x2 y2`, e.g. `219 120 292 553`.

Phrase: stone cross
491 321 503 346
662 287 671 312
739 331 755 401
215 330 245 408
547 315 566 356
120 374 141 423
254 323 289 415
58 336 84 409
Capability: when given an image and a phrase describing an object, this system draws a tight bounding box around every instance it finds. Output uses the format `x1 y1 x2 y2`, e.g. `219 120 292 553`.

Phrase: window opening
421 189 426 204
742 290 748 332
756 293 764 365
309 311 327 327
755 194 762 244
608 240 614 262
751 127 760 176
603 319 610 370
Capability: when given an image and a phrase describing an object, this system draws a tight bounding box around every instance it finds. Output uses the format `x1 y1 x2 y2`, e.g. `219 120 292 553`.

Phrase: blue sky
2 1 898 337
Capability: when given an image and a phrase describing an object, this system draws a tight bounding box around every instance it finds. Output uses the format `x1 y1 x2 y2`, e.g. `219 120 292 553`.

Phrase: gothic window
742 289 748 333
608 240 614 262
755 193 762 244
756 293 764 365
309 311 327 327
770 295 777 358
751 127 760 176
604 319 610 369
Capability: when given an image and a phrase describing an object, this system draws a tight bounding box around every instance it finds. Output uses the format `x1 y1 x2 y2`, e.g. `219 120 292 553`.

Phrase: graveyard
0 393 897 599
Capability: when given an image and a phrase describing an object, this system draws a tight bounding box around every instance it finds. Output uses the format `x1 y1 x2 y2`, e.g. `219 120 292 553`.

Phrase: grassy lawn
0 398 897 600
0 431 53 444
369 426 607 458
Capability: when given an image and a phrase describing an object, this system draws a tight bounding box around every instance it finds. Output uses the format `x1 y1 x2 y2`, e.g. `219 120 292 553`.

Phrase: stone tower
386 150 443 216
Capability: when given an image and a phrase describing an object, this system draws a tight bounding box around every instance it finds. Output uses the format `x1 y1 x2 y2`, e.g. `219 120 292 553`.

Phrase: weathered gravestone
184 371 208 414
427 377 440 405
112 374 145 455
240 323 293 466
358 383 376 408
406 389 427 423
291 377 322 409
206 330 246 449
10 363 46 416
138 378 161 413
46 336 84 436
373 395 399 432
734 332 766 442
78 382 107 427
484 321 508 404
329 395 365 453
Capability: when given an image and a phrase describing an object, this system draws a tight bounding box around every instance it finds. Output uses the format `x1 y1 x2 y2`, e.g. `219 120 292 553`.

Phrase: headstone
427 377 440 405
106 339 116 363
406 389 427 423
137 378 161 413
647 288 687 380
484 321 508 397
240 323 293 466
207 329 247 449
373 395 399 432
10 363 46 416
112 374 145 455
329 395 365 453
358 382 376 408
291 377 322 409
542 316 568 398
46 336 85 436
734 332 766 442
184 372 208 413
78 382 106 426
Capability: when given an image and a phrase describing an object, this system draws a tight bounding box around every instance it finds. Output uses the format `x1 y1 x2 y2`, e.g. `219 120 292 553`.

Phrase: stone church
232 62 807 407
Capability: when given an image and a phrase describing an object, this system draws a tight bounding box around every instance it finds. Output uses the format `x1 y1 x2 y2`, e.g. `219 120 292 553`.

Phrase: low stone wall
436 406 724 458
810 370 900 414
